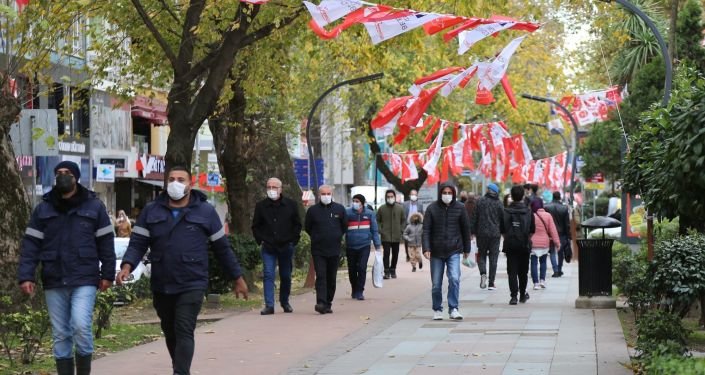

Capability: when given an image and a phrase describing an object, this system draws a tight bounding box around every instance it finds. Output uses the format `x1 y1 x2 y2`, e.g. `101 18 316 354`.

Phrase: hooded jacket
18 185 116 289
403 212 424 246
500 201 535 253
471 190 505 238
422 184 471 258
345 206 381 250
376 200 405 242
122 190 243 294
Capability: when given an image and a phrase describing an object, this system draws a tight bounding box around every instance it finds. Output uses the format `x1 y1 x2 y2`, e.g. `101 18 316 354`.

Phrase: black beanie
352 194 366 205
54 161 81 181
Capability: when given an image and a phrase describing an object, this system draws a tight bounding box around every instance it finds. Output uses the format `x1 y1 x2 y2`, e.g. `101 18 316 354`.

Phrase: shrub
636 309 690 360
209 233 262 294
653 217 680 242
651 233 705 317
0 297 51 365
94 286 134 339
128 275 152 299
294 231 311 269
645 355 705 374
613 242 653 319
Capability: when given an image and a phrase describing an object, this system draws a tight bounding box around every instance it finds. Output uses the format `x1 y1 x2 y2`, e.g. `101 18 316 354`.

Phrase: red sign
585 173 604 183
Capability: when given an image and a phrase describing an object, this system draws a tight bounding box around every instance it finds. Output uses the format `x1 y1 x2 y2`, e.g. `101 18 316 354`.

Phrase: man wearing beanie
18 160 115 375
471 183 505 291
345 194 381 300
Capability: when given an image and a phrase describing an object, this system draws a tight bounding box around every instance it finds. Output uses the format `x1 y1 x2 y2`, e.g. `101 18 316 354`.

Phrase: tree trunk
669 0 679 62
0 93 31 308
164 113 199 178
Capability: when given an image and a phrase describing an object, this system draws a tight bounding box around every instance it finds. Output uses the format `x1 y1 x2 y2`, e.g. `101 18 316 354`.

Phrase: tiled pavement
93 253 632 375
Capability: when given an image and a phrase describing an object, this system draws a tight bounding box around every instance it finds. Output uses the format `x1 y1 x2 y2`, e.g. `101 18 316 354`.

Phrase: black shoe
520 293 530 303
357 294 365 301
281 303 293 313
391 269 397 279
509 297 518 305
314 304 327 314
56 358 74 375
552 272 560 278
418 261 423 269
558 271 564 276
76 354 92 375
383 270 390 279
412 266 416 272
260 306 274 315
406 256 411 262
324 306 333 314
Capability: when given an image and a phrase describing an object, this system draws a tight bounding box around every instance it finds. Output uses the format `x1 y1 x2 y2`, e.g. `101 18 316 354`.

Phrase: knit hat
487 183 499 193
54 161 81 181
352 194 366 205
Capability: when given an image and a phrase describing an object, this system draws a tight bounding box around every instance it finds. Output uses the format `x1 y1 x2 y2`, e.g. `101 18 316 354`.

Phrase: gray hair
318 184 334 193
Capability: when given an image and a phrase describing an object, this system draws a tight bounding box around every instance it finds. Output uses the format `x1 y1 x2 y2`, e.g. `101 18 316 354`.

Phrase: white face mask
267 189 279 200
386 197 395 205
352 202 361 211
410 195 418 202
441 194 453 204
167 181 187 201
320 195 332 205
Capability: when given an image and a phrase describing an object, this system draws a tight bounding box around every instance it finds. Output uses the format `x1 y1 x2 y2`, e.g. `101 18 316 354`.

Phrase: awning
137 179 164 188
131 109 167 124
132 96 168 124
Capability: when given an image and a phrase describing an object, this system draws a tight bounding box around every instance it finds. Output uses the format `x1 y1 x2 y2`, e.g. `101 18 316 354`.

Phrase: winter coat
305 201 347 256
471 191 504 239
544 200 570 238
500 201 535 253
18 185 116 289
376 202 405 243
251 195 302 251
531 209 561 249
422 184 472 258
345 207 381 250
403 213 424 247
122 190 242 294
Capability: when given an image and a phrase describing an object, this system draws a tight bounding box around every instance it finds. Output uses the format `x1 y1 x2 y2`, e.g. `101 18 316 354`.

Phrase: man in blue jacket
305 185 347 314
117 166 248 375
345 194 381 300
18 160 115 375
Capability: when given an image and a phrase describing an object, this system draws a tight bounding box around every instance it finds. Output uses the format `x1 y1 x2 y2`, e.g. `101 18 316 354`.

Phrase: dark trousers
347 247 371 296
382 241 400 271
313 254 340 307
153 290 204 375
506 252 530 298
477 236 501 284
550 234 569 273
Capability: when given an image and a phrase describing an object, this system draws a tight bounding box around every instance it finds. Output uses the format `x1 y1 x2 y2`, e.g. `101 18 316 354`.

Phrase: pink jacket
531 209 561 249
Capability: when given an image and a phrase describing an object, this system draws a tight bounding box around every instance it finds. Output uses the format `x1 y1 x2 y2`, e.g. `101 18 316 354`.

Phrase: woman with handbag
529 199 561 290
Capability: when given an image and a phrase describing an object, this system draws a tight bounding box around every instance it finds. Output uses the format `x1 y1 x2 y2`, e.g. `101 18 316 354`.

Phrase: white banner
303 0 363 27
458 22 515 55
477 35 526 90
364 12 442 45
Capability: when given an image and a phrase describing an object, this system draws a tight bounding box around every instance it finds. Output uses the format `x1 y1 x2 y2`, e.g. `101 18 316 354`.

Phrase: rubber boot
76 354 92 375
56 358 74 375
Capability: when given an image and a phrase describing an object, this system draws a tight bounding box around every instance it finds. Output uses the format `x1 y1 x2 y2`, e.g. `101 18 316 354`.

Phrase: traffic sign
207 172 220 186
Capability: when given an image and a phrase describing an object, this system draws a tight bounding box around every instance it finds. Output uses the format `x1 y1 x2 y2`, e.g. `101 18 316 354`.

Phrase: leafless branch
130 0 178 68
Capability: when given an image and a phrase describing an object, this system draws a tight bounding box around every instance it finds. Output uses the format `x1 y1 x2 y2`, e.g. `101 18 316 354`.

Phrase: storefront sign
137 154 166 180
99 157 127 170
58 140 88 155
96 164 115 183
621 193 645 244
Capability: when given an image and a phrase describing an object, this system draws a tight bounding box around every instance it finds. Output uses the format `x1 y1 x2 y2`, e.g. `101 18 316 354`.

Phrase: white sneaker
449 308 463 320
487 284 496 290
533 284 540 290
540 280 546 289
433 310 443 320
480 274 487 289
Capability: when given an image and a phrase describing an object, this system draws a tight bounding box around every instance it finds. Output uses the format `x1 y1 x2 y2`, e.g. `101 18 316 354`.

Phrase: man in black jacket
501 185 535 305
423 183 471 321
471 183 505 290
305 185 348 314
544 191 571 277
252 177 302 315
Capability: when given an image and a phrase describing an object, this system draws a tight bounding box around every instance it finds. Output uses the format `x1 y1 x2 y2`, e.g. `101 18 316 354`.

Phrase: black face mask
55 175 75 194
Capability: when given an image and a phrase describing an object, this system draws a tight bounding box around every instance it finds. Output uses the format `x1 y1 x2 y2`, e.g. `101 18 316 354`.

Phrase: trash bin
575 216 621 308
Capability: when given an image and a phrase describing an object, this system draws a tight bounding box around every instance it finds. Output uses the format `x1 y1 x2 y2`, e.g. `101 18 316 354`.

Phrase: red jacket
531 209 560 249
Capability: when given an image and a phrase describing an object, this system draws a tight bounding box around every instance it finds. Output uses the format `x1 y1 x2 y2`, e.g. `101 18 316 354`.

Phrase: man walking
402 189 424 266
423 184 471 320
544 191 571 277
18 161 115 375
252 177 302 315
345 194 381 300
305 185 347 314
377 189 405 279
501 185 535 305
471 183 504 291
117 166 248 375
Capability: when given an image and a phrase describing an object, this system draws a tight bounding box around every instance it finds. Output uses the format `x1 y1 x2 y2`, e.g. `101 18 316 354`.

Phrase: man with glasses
252 177 302 315
19 161 115 375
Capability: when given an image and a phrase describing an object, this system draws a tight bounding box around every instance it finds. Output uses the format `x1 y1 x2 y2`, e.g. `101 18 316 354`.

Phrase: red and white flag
457 22 515 55
401 154 419 182
477 35 526 91
546 118 564 133
423 122 446 176
439 63 478 97
409 66 464 96
364 12 442 45
303 0 364 27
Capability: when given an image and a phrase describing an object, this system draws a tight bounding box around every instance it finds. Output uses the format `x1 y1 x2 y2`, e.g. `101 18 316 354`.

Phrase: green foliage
620 56 665 135
294 231 311 269
0 297 51 366
645 356 705 375
127 276 152 300
94 286 134 339
583 196 611 218
613 242 653 319
653 217 680 243
636 309 690 360
209 233 262 294
623 66 705 231
579 120 624 186
651 234 705 318
676 0 705 72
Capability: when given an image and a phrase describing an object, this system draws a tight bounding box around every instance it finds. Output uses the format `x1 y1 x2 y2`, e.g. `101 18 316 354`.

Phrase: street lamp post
529 121 570 194
305 73 384 197
521 94 580 205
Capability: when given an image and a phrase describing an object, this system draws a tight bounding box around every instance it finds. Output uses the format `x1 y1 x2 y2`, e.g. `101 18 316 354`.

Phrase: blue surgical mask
352 202 361 211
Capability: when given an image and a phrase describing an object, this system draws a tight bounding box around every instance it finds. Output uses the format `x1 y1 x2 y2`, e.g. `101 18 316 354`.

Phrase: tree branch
175 0 207 77
240 7 305 48
158 0 182 24
130 0 178 69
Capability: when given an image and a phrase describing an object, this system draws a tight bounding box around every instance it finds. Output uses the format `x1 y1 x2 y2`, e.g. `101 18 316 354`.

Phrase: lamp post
306 73 384 197
529 120 570 194
521 94 580 205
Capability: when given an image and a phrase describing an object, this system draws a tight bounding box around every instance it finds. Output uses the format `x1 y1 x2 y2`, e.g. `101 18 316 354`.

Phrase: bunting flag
371 96 411 129
558 86 623 126
546 118 564 133
395 85 443 144
364 12 443 45
401 153 419 182
303 0 364 27
423 122 446 178
409 66 464 96
439 63 478 97
477 35 526 91
457 22 516 55
308 5 393 40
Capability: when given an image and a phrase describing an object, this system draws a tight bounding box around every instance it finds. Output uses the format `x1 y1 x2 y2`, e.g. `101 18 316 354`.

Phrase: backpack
503 209 530 252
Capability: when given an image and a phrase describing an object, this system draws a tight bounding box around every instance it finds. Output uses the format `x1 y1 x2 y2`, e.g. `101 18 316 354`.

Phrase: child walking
403 212 424 272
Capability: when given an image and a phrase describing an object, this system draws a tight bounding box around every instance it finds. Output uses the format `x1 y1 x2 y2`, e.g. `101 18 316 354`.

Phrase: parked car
113 237 150 283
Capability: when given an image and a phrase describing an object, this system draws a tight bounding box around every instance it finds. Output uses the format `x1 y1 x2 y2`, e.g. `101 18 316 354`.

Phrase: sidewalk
93 253 632 375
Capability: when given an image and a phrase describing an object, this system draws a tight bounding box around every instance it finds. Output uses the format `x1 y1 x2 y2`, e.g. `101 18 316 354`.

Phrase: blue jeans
430 253 461 312
45 285 97 359
550 235 568 273
531 254 548 284
261 244 294 308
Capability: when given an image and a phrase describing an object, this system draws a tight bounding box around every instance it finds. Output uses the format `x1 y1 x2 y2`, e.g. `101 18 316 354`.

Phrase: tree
579 120 623 192
676 0 705 71
623 66 705 233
